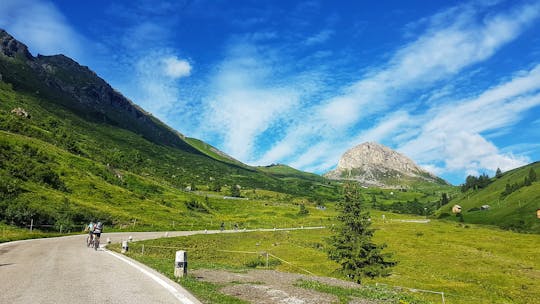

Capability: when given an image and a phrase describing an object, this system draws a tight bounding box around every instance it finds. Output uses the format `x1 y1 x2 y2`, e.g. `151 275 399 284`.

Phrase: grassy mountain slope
439 162 540 233
0 29 199 153
0 30 344 233
257 164 326 182
0 77 343 231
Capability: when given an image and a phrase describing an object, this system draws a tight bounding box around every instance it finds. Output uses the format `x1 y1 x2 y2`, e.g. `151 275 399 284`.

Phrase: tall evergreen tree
440 193 449 207
495 168 502 178
327 182 396 284
529 168 537 183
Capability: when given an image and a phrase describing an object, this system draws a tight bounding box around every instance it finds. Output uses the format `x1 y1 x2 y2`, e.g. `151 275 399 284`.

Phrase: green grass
441 162 540 233
295 280 430 304
116 214 540 304
0 78 345 232
0 222 65 243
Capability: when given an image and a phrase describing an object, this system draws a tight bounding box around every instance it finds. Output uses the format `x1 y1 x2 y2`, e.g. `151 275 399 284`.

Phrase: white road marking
104 249 197 304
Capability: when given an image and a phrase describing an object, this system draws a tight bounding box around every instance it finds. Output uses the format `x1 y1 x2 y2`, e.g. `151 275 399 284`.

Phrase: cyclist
85 221 95 247
92 221 104 250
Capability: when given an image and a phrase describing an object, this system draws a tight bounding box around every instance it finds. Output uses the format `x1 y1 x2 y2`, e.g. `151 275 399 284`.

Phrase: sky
1 0 540 185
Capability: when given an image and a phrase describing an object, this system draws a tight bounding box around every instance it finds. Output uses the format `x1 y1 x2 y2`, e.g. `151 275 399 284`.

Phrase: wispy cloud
304 29 334 45
0 0 87 61
257 1 540 180
399 64 540 175
199 43 304 161
130 50 192 122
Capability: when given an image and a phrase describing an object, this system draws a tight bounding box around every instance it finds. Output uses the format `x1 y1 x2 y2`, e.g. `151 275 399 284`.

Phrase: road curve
0 231 206 304
0 227 324 304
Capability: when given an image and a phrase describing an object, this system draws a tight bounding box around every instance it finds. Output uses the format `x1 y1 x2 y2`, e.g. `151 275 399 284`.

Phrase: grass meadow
111 213 540 304
0 222 64 242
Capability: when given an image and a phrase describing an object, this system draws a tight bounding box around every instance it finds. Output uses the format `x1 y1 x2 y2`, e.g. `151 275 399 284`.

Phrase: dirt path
192 269 379 304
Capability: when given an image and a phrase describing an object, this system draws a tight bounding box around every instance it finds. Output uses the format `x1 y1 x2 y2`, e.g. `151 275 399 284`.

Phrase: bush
438 212 450 219
297 204 309 216
185 199 209 213
244 255 281 268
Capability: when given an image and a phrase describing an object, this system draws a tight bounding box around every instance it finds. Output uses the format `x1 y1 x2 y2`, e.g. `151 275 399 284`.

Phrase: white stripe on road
104 249 198 304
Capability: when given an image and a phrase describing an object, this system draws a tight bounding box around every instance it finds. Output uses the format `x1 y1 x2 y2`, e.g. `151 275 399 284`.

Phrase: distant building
452 205 462 214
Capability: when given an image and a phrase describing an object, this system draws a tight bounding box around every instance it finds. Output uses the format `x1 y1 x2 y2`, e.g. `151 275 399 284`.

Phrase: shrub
185 199 209 213
244 255 281 268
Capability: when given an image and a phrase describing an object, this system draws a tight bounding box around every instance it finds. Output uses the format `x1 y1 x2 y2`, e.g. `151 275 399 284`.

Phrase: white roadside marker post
121 240 129 253
174 250 187 278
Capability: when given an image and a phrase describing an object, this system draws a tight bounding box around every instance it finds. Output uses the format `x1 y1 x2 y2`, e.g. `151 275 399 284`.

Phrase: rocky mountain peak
325 142 445 187
0 29 33 60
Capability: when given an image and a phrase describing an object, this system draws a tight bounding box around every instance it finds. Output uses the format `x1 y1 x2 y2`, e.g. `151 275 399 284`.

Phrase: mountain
0 29 199 153
439 162 540 233
0 29 340 231
325 142 447 188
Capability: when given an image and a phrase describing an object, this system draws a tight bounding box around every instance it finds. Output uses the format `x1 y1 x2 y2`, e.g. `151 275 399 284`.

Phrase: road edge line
103 248 200 304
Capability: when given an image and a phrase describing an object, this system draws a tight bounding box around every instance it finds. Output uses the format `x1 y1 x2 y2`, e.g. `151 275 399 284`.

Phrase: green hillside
0 78 342 232
0 30 346 234
439 162 540 233
257 164 326 182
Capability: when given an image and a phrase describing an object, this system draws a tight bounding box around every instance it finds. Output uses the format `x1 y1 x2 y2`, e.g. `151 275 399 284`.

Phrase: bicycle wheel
94 236 100 250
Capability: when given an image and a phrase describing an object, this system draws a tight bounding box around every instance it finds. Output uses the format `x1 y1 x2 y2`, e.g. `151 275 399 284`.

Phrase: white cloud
163 56 192 78
0 0 86 61
201 43 302 161
129 50 192 121
305 29 334 45
398 64 540 179
350 111 412 145
262 2 540 174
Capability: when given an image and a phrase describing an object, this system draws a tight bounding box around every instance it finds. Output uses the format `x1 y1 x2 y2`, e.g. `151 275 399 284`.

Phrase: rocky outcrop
325 142 445 187
0 30 33 60
11 107 30 118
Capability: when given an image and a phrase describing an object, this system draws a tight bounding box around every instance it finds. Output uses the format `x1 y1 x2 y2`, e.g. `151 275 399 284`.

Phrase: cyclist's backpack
94 222 103 233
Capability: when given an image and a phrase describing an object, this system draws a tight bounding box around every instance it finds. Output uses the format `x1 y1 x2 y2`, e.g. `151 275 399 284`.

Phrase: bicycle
93 234 100 250
86 234 94 248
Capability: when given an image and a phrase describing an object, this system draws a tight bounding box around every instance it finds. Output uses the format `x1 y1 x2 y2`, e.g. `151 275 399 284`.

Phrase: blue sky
1 0 540 185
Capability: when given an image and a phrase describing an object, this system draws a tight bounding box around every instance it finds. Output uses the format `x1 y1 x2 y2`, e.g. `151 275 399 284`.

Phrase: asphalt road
0 231 204 304
0 227 323 304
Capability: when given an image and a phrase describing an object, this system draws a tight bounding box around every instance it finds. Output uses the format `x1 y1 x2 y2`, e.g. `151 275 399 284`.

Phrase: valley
1 28 539 304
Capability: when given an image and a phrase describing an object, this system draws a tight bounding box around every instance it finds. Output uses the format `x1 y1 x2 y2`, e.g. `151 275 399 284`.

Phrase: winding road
0 227 323 303
0 231 204 304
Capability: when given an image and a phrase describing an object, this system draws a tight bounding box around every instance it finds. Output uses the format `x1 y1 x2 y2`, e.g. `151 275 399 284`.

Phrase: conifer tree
327 182 396 284
529 168 537 183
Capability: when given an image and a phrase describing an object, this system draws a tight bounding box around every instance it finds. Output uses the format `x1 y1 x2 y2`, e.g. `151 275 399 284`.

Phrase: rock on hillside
325 142 446 187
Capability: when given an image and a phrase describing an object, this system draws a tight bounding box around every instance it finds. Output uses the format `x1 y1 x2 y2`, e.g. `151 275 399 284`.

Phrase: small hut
452 204 462 214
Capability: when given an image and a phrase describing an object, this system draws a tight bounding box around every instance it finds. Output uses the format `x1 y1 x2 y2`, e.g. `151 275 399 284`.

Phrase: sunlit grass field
113 213 540 304
0 222 64 242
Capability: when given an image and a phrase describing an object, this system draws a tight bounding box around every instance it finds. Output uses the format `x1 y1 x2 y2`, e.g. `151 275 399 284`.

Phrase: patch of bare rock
192 269 380 304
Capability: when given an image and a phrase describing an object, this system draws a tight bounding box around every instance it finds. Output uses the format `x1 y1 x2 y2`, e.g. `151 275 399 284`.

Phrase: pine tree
529 168 537 183
327 182 396 284
495 168 502 178
440 193 449 207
